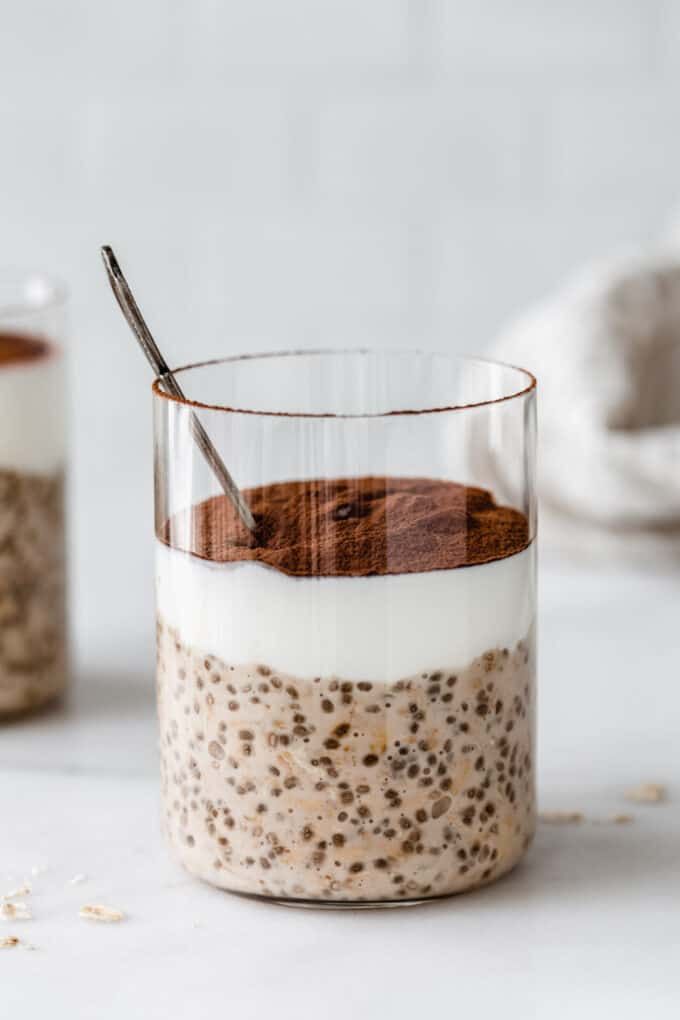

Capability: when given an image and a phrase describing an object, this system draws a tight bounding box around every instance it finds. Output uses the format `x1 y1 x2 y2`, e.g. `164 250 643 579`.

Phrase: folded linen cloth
492 249 680 563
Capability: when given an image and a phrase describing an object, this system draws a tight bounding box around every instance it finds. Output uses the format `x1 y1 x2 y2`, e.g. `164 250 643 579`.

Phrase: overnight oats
0 284 68 717
152 350 537 905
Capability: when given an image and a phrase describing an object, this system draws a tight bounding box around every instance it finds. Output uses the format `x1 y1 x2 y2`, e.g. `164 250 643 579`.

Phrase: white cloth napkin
492 248 680 564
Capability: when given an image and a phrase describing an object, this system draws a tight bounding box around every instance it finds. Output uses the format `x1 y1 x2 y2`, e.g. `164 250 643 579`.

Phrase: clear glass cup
153 350 537 906
0 272 69 717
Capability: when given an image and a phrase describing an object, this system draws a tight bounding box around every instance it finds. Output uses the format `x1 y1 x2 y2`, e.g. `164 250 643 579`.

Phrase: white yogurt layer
0 351 66 475
156 541 535 682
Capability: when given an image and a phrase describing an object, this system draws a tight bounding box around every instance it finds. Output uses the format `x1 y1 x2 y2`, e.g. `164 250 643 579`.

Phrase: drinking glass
153 350 536 906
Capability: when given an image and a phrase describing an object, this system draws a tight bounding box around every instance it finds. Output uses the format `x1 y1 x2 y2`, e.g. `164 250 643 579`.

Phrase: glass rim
0 269 68 322
151 348 537 420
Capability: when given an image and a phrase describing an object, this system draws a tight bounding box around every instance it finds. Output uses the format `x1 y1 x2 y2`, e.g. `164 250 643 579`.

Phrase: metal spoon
100 245 256 534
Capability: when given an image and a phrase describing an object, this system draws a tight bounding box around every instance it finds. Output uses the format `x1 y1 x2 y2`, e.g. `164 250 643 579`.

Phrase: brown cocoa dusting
161 476 530 577
0 332 50 367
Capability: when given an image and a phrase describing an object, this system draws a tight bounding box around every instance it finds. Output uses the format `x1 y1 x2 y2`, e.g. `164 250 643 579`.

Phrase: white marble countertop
2 561 679 1019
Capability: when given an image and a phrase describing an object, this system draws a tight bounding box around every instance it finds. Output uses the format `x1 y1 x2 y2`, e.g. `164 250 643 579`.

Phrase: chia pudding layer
0 333 67 717
156 476 536 903
157 622 535 901
0 469 67 715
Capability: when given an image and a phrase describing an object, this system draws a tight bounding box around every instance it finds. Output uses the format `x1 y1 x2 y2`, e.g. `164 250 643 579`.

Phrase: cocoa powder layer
162 476 530 577
0 332 50 367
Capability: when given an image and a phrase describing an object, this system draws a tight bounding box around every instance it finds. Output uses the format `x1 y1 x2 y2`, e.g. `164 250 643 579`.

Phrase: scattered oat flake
592 813 635 825
0 902 31 921
625 783 667 804
2 882 32 901
0 936 20 949
79 904 124 923
68 874 87 886
539 811 584 825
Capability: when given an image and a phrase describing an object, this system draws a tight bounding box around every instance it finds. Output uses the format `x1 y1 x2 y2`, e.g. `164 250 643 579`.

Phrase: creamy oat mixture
0 469 67 716
158 620 535 902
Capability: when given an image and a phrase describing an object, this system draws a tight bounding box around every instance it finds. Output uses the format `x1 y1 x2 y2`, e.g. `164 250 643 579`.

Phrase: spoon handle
101 246 256 534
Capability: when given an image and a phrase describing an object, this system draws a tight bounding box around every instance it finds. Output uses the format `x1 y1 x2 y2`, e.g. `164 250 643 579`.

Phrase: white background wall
1 0 679 669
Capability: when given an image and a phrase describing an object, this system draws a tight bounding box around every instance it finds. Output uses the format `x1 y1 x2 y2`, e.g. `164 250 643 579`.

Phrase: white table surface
1 561 679 1019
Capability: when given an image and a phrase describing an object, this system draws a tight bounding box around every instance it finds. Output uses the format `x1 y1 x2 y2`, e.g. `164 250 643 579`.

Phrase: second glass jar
0 273 68 717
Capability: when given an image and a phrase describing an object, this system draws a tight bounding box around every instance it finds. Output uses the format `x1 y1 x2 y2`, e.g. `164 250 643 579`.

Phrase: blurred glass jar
0 272 68 716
